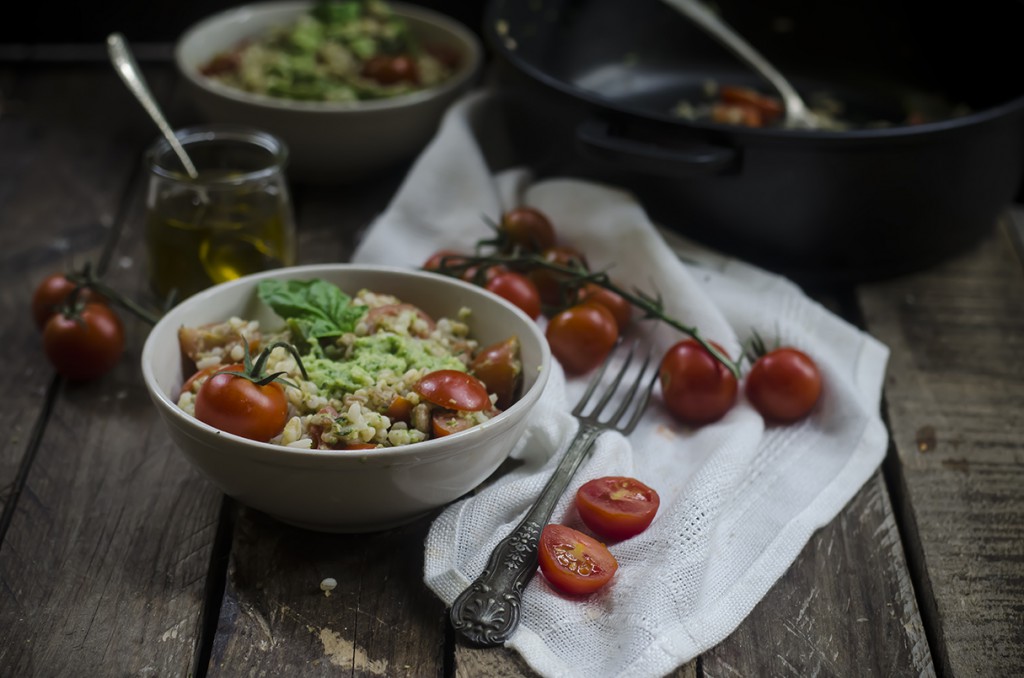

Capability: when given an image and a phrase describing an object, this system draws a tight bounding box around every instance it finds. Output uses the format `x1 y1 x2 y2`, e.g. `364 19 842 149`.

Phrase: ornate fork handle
450 422 602 646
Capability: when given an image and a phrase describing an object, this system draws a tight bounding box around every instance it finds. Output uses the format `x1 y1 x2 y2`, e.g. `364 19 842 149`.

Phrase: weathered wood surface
1 61 1021 678
857 217 1024 678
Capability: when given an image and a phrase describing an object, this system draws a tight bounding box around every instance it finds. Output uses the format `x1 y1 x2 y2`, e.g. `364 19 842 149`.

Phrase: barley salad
176 278 522 448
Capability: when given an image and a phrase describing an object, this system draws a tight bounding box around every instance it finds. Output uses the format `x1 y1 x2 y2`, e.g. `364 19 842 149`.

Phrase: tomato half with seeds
538 524 618 595
659 339 738 426
431 407 499 437
42 302 125 381
195 370 289 442
575 477 660 541
745 347 822 423
415 369 491 411
470 336 522 410
546 302 619 375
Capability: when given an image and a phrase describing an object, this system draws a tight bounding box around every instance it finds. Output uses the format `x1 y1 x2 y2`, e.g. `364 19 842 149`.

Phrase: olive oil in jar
144 126 297 301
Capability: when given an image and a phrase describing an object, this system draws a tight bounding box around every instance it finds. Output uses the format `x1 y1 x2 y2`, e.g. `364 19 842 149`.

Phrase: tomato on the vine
529 245 589 307
415 369 492 411
500 206 556 252
485 270 542 319
42 302 125 381
195 367 290 442
538 524 618 595
575 476 660 541
423 249 467 273
659 339 738 425
470 336 522 410
545 302 619 375
32 273 104 330
578 282 632 331
745 347 822 423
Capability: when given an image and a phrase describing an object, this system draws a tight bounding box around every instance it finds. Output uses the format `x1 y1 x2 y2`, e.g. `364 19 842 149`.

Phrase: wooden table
1 60 1021 678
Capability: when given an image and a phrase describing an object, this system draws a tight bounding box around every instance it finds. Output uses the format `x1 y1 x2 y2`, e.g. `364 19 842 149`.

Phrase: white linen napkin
352 90 889 678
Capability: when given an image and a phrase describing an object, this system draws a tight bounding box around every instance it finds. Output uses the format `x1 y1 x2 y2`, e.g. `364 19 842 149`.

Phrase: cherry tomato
538 524 618 595
485 271 542 319
362 54 418 85
659 339 738 425
180 364 242 397
719 85 784 122
500 206 556 252
415 369 491 411
546 303 619 375
745 347 823 423
431 407 499 437
31 273 104 330
575 477 660 541
195 370 289 442
42 302 125 381
462 263 507 286
529 245 589 307
386 394 414 423
578 282 632 331
423 249 467 273
470 336 522 410
711 102 764 128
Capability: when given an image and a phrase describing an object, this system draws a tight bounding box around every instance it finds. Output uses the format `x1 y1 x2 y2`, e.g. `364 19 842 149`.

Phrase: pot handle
575 117 737 177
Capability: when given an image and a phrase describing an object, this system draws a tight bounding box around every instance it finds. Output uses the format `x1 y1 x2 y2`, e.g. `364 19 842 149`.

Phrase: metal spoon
660 0 821 129
107 32 202 177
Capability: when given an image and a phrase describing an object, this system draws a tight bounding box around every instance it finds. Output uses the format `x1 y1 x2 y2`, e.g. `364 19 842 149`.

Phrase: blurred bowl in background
175 1 482 182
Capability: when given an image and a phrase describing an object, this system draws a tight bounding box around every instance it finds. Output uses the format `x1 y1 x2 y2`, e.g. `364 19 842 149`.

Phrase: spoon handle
107 33 200 179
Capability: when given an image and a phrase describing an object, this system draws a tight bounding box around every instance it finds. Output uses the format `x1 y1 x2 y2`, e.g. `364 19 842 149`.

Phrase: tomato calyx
221 338 309 389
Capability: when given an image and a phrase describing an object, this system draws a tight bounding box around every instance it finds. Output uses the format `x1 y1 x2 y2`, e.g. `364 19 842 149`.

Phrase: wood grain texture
208 507 447 677
0 65 222 676
857 217 1024 677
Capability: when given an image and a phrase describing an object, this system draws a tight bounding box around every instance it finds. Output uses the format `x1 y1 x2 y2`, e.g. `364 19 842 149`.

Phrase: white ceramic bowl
174 1 482 181
141 264 551 532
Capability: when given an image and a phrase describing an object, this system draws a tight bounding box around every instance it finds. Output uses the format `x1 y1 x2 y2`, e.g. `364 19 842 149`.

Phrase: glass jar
144 125 297 301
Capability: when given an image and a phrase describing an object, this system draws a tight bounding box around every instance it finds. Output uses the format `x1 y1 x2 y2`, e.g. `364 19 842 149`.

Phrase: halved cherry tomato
485 271 542 319
42 302 125 381
500 206 556 252
578 282 632 331
529 245 589 307
745 347 822 423
470 336 522 410
538 524 618 595
545 302 619 375
364 303 436 338
362 53 418 85
386 394 414 423
719 85 784 122
575 477 660 541
195 370 289 442
659 339 738 425
415 369 491 411
431 407 499 437
31 273 104 330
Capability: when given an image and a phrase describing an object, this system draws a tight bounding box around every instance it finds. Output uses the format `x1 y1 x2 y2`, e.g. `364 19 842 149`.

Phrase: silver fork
450 339 659 646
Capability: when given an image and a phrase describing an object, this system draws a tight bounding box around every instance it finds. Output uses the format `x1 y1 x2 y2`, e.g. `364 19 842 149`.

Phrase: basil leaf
257 279 367 342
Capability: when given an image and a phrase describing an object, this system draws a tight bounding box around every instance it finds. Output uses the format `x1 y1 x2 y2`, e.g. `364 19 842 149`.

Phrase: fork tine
571 339 628 417
620 362 659 434
587 342 638 418
601 345 653 428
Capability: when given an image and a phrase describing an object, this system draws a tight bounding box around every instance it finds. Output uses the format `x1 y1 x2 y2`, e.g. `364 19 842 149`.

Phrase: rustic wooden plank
0 64 222 676
208 507 448 677
704 472 933 677
856 215 1024 677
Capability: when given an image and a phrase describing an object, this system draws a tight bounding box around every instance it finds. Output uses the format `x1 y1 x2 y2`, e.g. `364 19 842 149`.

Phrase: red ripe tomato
415 369 492 411
719 85 784 123
659 339 738 425
529 245 589 307
470 336 522 410
745 347 823 423
195 370 289 442
42 302 125 381
575 476 660 541
31 273 104 330
500 206 556 252
578 282 632 331
423 249 467 273
545 302 619 375
485 271 542 319
180 364 238 398
538 524 618 595
362 54 418 85
431 407 499 437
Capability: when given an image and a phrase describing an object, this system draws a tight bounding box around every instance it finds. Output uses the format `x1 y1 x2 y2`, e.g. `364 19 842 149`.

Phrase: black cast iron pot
482 0 1024 283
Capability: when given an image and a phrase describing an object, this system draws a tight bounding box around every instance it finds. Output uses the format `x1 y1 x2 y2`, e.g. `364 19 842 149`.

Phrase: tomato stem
66 263 161 326
431 252 742 379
